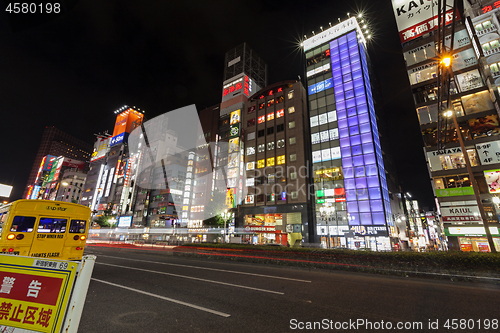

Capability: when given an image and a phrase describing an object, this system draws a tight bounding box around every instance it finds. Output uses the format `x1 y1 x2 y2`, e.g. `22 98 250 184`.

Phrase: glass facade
306 26 393 247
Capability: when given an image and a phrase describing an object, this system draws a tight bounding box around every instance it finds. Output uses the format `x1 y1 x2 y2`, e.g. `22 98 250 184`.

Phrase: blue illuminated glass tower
303 18 394 250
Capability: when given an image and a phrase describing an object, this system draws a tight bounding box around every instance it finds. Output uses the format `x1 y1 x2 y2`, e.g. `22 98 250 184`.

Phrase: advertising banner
441 205 482 222
484 169 500 193
112 109 144 137
391 0 457 43
435 187 474 197
0 255 78 333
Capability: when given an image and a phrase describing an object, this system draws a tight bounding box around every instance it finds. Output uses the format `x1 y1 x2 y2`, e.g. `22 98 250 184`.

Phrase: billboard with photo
112 108 144 137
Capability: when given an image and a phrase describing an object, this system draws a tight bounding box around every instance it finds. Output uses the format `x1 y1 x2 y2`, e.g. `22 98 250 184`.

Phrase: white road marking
91 278 231 317
97 254 311 283
96 262 285 295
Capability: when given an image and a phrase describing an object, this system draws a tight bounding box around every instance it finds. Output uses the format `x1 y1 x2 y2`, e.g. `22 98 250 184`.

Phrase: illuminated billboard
118 216 132 228
0 184 13 197
91 136 111 162
112 108 144 137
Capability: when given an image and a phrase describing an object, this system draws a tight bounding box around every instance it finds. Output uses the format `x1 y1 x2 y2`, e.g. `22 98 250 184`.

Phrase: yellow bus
0 199 91 260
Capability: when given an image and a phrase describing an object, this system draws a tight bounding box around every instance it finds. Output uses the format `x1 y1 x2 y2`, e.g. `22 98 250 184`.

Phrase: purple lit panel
345 188 356 200
358 113 369 124
330 39 339 48
354 87 365 97
352 145 363 156
372 212 386 225
352 70 362 80
340 137 350 147
334 77 343 86
351 61 361 72
349 213 360 225
356 188 369 200
350 135 361 146
347 201 358 212
344 81 353 90
343 74 352 82
333 69 342 78
339 128 349 138
343 166 354 179
363 152 376 164
342 157 353 167
359 123 371 133
341 58 350 68
357 104 368 114
347 116 358 127
365 164 378 176
349 126 360 136
345 90 355 100
354 166 365 178
352 154 364 166
362 143 375 155
344 178 356 190
353 78 364 88
367 176 380 188
355 177 367 188
338 118 348 129
335 92 345 102
370 199 384 212
346 98 356 108
337 110 347 120
341 147 351 157
368 187 382 199
336 100 346 110
360 133 372 143
347 107 357 117
356 96 366 106
358 200 371 213
360 213 372 225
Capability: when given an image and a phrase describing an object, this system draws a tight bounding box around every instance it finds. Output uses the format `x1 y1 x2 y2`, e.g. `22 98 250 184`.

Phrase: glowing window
288 106 295 114
258 144 265 152
289 137 296 145
267 157 275 166
289 121 295 129
246 147 255 156
257 159 265 168
267 99 274 107
277 155 285 165
258 115 265 124
288 90 294 99
267 112 275 121
277 139 285 148
277 95 284 104
276 109 284 118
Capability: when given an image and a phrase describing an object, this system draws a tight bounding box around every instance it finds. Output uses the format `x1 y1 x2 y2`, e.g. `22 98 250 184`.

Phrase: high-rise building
391 0 500 252
24 126 92 199
302 17 395 250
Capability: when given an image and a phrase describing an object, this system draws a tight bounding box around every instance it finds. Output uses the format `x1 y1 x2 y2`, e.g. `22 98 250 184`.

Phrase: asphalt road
79 246 500 333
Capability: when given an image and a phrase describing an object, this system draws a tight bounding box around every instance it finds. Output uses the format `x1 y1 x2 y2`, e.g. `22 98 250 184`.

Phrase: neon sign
482 1 500 13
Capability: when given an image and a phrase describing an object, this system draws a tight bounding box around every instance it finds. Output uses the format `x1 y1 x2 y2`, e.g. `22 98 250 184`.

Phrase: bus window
69 220 86 233
38 218 67 233
10 216 36 232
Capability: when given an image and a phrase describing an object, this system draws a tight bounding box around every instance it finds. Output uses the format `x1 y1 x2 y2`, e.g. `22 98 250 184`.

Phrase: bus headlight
7 234 15 240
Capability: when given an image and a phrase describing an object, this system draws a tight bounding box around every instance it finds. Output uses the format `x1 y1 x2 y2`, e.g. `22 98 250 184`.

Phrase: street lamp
221 209 233 243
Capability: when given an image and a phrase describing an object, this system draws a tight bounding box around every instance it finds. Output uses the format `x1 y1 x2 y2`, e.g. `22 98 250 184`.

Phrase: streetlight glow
441 56 451 67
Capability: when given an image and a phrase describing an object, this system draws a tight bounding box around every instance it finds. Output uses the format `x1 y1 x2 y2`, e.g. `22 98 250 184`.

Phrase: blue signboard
110 132 129 147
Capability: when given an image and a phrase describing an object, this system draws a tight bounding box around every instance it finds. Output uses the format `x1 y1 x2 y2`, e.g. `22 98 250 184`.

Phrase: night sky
0 0 435 210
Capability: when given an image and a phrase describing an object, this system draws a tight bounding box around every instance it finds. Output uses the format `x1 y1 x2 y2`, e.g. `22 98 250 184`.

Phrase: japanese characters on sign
0 255 77 333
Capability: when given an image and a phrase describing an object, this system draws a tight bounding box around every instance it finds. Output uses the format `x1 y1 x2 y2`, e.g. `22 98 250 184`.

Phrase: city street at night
80 246 500 333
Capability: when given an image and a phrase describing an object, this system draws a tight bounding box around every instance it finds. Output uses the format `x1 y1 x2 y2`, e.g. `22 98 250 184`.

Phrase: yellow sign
37 204 73 213
225 189 235 208
0 255 78 333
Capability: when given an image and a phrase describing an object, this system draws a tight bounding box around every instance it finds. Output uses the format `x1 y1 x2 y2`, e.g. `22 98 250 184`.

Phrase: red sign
399 9 458 43
482 1 500 13
0 271 62 306
244 225 276 232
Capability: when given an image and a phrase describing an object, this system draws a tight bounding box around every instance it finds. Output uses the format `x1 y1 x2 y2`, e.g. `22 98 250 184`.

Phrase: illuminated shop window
288 90 294 99
289 137 296 145
277 139 285 148
277 95 284 104
259 102 265 110
267 112 275 121
290 154 297 162
267 99 274 107
247 146 255 156
267 157 275 166
267 142 275 150
258 115 265 124
475 20 493 33
257 159 265 168
289 121 295 129
482 39 500 53
277 155 285 165
258 144 265 153
490 62 500 77
288 106 295 114
276 109 284 118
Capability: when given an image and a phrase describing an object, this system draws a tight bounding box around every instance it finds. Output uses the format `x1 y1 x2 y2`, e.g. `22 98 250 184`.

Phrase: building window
289 121 295 129
258 115 265 124
291 191 298 199
267 142 275 150
256 194 265 203
277 139 285 148
259 102 265 110
267 157 275 166
248 131 255 141
247 147 255 156
289 137 296 145
288 106 295 114
267 99 274 107
288 90 294 99
310 115 319 127
258 129 265 138
255 176 266 185
247 118 255 127
475 20 493 33
267 112 275 121
248 105 256 113
277 95 284 104
276 109 284 118
277 155 285 165
258 144 265 153
290 153 297 162
267 127 274 135
277 124 284 132
290 172 297 180
257 159 265 168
